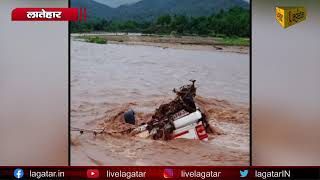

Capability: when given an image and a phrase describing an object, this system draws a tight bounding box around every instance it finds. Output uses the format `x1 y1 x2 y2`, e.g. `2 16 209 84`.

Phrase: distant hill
71 0 249 21
72 0 114 18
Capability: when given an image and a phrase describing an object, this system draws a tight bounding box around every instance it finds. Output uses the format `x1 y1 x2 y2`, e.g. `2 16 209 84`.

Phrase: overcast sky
93 0 141 7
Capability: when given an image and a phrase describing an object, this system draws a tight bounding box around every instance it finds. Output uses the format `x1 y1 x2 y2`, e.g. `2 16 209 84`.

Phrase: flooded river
71 40 249 165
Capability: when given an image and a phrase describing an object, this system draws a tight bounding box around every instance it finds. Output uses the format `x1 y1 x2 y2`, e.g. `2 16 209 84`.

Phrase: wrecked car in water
127 80 212 141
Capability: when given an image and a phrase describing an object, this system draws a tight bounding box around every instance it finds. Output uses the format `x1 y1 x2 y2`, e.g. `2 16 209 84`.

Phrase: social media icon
14 168 24 179
240 170 249 178
163 168 174 178
87 169 99 178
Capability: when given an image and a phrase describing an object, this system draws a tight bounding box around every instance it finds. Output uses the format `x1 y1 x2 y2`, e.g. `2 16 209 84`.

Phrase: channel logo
14 168 24 179
87 169 99 178
163 168 174 178
276 7 306 28
240 169 249 178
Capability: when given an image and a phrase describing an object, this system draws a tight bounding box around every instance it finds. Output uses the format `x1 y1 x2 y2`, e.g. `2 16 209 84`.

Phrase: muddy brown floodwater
71 39 249 165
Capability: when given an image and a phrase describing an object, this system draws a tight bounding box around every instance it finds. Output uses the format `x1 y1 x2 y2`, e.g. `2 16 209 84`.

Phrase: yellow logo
276 7 306 28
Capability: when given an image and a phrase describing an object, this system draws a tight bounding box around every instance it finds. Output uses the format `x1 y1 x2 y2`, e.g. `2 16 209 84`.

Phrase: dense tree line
71 7 249 37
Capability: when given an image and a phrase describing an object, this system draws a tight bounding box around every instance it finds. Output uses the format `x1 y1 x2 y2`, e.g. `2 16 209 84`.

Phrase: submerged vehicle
172 110 208 141
129 80 211 141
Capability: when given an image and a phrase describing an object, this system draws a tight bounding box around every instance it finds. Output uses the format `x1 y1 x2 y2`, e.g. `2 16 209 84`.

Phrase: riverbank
72 33 249 54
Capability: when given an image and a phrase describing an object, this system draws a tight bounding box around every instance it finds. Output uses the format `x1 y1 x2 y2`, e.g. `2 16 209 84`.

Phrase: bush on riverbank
82 36 107 44
216 37 250 46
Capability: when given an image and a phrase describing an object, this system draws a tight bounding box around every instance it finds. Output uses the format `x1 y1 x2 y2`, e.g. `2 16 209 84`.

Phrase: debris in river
124 109 136 125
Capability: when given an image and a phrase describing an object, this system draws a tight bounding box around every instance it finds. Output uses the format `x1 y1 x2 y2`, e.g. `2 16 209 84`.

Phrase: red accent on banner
11 8 85 21
84 8 87 21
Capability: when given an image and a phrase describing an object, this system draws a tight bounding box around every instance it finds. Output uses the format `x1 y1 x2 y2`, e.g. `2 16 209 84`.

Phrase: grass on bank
81 36 108 44
216 37 250 46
